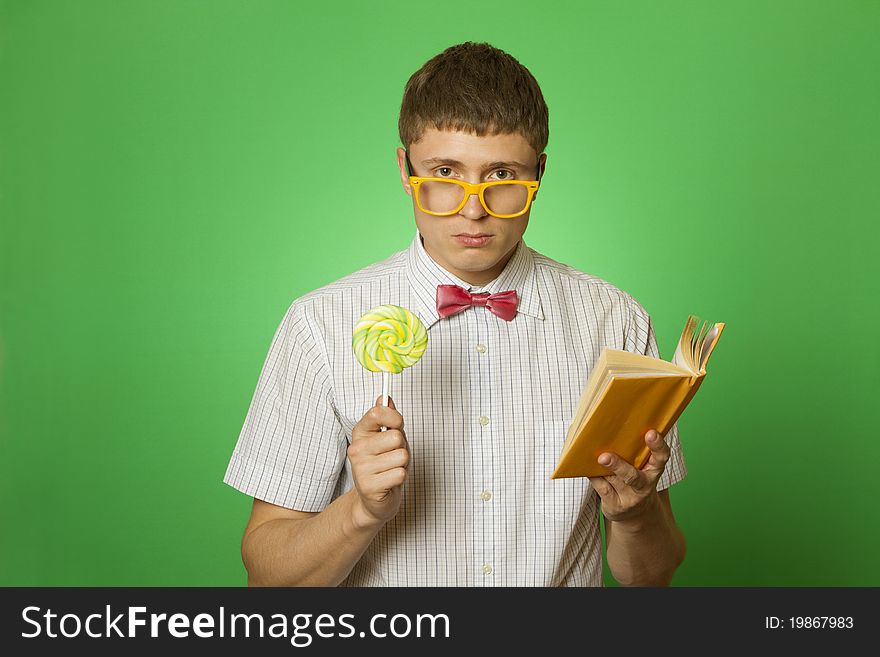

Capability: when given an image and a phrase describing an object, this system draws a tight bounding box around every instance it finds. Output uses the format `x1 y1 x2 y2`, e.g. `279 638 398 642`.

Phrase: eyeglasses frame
404 151 542 219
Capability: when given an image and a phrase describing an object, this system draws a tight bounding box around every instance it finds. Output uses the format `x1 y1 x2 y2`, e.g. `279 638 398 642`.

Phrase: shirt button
476 343 487 354
478 415 490 426
480 490 492 502
482 564 493 575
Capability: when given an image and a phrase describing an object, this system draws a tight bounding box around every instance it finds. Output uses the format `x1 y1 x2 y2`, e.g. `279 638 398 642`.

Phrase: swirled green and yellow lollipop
353 304 428 411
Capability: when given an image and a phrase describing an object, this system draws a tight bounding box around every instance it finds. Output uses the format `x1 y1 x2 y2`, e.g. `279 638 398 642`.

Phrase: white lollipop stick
380 372 390 432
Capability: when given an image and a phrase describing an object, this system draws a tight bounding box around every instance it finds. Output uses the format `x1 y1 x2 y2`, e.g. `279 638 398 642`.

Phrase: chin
457 256 503 274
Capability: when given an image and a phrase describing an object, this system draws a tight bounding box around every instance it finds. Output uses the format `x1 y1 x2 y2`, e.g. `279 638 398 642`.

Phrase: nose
459 192 488 220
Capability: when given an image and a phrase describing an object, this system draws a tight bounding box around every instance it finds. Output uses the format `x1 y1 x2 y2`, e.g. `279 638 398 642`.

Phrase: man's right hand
348 396 410 528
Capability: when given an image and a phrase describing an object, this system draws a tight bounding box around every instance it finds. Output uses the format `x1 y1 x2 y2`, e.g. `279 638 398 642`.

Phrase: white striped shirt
223 231 687 586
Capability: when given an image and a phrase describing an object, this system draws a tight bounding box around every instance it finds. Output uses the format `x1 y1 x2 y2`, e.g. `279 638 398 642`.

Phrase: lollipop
353 305 428 421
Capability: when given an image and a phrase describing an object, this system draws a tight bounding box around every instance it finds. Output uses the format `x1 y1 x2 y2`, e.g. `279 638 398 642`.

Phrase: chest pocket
535 419 592 523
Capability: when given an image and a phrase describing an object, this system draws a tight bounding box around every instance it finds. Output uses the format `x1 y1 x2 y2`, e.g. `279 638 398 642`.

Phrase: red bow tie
436 284 519 322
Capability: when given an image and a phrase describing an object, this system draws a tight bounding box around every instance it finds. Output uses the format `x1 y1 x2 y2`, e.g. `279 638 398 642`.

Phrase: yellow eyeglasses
405 152 541 219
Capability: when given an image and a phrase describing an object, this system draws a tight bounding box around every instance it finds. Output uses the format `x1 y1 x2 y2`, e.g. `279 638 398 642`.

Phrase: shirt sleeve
624 300 688 491
222 302 348 511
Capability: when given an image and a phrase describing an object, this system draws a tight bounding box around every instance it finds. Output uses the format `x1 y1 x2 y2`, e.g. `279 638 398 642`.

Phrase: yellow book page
699 322 725 371
604 349 692 374
673 316 725 374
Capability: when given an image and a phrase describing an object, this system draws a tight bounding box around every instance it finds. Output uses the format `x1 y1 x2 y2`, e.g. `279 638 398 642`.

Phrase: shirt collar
404 230 545 329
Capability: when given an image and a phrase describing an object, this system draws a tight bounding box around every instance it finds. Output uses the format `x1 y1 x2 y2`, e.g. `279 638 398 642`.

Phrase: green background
1 0 878 586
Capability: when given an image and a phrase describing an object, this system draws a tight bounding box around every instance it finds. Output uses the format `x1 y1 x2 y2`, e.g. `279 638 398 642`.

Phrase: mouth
453 233 494 247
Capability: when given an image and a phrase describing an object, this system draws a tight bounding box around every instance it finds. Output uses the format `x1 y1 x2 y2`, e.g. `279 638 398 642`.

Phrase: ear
396 147 412 196
534 152 547 201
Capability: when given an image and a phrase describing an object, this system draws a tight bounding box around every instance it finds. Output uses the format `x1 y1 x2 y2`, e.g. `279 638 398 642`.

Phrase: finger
349 429 408 457
375 396 402 434
362 447 410 475
374 395 399 412
356 404 404 436
588 476 616 501
370 466 408 492
378 396 404 430
597 452 645 492
642 429 671 472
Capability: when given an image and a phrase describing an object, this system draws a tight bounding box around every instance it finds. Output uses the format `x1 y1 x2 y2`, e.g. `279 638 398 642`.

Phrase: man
223 42 686 586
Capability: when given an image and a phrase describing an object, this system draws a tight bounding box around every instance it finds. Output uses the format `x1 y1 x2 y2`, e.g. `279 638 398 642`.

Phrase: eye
435 167 454 177
492 169 515 180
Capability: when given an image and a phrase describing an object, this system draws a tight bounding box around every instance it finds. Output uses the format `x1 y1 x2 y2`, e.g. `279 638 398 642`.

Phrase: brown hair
398 42 549 155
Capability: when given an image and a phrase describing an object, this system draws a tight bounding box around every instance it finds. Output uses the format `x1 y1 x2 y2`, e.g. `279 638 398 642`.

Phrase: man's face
396 128 545 286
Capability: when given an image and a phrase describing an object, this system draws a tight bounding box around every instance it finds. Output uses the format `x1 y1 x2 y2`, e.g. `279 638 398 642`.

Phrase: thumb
374 395 397 410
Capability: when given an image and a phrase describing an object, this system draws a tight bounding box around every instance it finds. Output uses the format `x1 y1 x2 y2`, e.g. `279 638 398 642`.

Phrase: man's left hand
588 429 669 523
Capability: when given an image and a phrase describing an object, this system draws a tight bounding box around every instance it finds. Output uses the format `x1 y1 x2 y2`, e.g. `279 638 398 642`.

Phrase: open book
551 315 725 479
